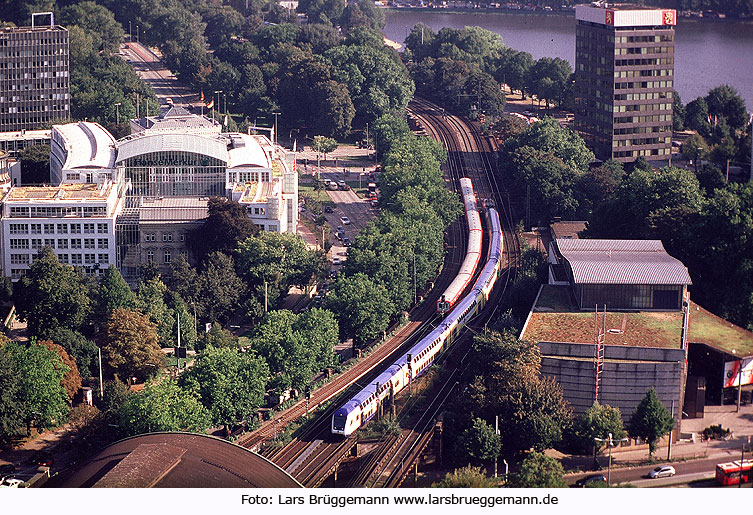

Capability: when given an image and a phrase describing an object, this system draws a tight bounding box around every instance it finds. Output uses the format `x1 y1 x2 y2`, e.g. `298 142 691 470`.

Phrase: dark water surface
385 10 753 109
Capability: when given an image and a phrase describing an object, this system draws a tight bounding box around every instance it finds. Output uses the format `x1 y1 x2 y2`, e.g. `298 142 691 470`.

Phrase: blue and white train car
332 200 502 437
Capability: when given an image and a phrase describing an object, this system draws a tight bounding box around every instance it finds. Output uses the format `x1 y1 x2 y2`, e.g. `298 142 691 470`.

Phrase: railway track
343 98 522 487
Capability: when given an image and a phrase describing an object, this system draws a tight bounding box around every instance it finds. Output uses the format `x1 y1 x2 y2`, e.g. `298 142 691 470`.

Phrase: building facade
574 4 675 162
0 181 123 279
0 13 69 132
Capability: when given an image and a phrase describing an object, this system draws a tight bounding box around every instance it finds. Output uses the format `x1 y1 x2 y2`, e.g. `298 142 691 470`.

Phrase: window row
8 222 109 234
11 252 109 266
615 69 673 78
9 238 110 249
143 232 185 242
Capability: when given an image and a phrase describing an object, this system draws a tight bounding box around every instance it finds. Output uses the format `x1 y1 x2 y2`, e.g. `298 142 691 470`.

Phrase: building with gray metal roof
550 238 691 310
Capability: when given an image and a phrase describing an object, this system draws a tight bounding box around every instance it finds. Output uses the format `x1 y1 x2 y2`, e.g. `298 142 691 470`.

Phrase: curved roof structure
54 122 116 170
226 133 270 168
557 239 692 285
116 133 229 164
49 432 301 488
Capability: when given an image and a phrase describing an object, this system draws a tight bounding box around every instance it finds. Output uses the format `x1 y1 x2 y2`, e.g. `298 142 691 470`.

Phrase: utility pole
114 102 121 124
98 346 103 399
272 111 281 147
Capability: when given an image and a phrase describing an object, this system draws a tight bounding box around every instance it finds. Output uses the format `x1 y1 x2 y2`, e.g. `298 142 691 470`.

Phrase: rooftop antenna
31 12 54 28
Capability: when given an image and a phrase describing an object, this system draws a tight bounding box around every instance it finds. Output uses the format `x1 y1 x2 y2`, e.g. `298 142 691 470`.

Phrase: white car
0 477 26 488
340 216 351 225
648 465 676 478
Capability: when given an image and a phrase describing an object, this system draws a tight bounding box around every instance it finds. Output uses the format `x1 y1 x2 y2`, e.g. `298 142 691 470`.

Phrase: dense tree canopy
180 346 269 428
100 308 164 383
513 452 568 488
14 247 91 338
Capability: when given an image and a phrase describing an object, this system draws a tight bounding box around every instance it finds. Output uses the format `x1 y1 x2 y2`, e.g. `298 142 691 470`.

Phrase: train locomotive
332 181 502 437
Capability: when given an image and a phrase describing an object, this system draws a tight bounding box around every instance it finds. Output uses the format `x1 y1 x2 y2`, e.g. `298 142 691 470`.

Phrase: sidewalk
562 403 753 474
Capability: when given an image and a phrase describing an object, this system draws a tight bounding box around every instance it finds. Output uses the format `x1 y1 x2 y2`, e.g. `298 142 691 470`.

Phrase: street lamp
114 102 121 125
272 111 281 147
594 432 629 485
213 90 222 123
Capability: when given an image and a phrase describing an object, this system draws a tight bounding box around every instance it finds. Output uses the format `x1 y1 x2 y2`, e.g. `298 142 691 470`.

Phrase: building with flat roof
0 13 69 132
0 181 123 278
574 4 676 162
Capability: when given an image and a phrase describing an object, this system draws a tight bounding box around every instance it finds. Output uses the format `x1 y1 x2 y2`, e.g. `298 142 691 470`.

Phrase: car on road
340 216 351 225
648 465 676 478
574 474 607 487
371 199 378 208
0 477 26 488
30 451 53 468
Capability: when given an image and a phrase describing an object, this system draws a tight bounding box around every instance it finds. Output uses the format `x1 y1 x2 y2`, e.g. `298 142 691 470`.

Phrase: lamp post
213 90 222 123
594 432 629 485
97 346 103 399
272 111 281 147
114 102 121 125
128 21 132 42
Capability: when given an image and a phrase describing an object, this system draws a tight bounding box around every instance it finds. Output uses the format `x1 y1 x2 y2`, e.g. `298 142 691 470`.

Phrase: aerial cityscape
0 0 751 501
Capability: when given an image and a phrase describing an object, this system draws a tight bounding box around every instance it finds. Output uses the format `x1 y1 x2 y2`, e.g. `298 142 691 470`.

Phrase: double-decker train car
436 177 483 314
332 195 502 437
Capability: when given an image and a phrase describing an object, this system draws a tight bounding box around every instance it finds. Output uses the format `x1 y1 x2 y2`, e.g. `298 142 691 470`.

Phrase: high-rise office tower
574 4 675 162
0 13 69 132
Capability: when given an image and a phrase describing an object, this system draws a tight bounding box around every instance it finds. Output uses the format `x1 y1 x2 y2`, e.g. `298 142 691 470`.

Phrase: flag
708 113 713 124
200 91 204 102
206 99 214 109
223 114 228 127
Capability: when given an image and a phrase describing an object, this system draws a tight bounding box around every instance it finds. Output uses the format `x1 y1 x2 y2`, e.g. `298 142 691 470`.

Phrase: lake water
385 10 753 110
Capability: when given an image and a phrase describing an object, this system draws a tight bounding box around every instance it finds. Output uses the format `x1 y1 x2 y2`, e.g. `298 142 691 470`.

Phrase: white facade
575 4 677 27
0 181 123 279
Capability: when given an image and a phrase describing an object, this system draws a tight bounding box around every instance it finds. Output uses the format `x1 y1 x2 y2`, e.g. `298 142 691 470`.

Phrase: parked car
0 477 26 488
332 257 341 265
343 237 351 247
335 231 343 241
340 216 351 225
648 465 676 478
574 474 607 487
324 205 334 213
30 451 53 468
371 199 378 208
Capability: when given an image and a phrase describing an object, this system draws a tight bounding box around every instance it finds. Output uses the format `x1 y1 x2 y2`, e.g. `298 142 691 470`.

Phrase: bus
715 459 753 486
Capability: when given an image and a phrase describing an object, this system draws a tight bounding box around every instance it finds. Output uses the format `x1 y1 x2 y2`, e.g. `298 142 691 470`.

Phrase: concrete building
0 13 69 132
0 181 123 279
0 129 51 160
574 4 676 162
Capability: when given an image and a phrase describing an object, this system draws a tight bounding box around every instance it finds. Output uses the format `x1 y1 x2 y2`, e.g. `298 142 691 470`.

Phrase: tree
95 265 136 322
311 135 338 159
0 338 23 443
247 308 337 393
39 340 82 402
628 387 674 459
59 1 124 55
100 308 164 383
574 402 626 455
432 465 499 488
195 322 240 352
513 452 568 488
685 97 712 137
705 84 749 132
324 273 394 347
527 57 572 109
19 144 51 184
681 133 709 173
180 346 269 429
196 252 245 324
672 90 685 131
8 341 70 434
188 197 258 263
455 417 501 465
46 328 99 379
118 376 211 436
14 246 91 338
462 332 571 456
136 276 174 348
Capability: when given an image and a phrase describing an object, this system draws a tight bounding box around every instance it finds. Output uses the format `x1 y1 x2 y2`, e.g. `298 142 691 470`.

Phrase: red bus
715 459 753 486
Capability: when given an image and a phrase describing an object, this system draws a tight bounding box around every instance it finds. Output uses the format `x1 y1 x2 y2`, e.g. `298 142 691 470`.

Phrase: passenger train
332 182 502 437
436 177 483 314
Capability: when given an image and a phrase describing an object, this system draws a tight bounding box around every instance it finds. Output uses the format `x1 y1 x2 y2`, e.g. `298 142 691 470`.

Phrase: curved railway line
235 97 521 488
